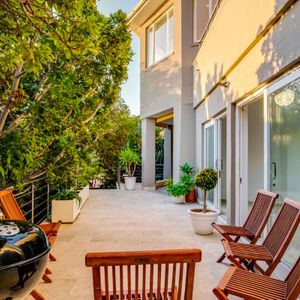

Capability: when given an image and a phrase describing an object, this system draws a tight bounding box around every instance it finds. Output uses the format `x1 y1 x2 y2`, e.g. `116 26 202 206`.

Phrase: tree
0 0 133 188
94 99 141 187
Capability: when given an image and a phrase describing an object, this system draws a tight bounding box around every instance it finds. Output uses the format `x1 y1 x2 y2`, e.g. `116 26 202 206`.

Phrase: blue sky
97 0 140 116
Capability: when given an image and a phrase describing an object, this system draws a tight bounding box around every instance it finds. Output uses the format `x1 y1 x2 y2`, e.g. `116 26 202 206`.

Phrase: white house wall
193 0 300 106
194 0 300 224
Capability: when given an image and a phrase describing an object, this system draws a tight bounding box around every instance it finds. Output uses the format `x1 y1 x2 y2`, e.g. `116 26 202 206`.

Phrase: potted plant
188 168 219 234
119 148 141 190
180 163 196 203
166 178 189 204
51 188 81 223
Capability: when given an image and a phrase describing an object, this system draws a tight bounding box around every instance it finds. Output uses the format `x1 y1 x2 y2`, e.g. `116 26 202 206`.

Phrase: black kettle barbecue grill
0 219 50 299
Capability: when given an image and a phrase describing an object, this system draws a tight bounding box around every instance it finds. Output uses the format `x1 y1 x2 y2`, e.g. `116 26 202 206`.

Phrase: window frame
193 0 219 44
146 7 174 67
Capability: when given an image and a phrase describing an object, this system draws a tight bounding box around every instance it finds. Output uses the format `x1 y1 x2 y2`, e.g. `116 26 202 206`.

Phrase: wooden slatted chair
0 188 61 259
0 188 61 238
213 256 300 300
85 249 201 300
222 198 300 276
213 189 278 263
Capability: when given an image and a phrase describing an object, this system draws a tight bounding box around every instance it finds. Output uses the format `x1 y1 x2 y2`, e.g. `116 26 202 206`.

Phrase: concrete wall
135 0 199 119
133 0 200 182
194 0 300 224
135 0 181 119
194 0 300 108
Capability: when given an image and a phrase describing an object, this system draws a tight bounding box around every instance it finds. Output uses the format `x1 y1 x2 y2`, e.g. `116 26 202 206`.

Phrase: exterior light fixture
274 88 295 107
220 80 230 88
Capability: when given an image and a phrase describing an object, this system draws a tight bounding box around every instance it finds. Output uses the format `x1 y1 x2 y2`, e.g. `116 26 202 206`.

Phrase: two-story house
129 0 300 274
128 0 219 189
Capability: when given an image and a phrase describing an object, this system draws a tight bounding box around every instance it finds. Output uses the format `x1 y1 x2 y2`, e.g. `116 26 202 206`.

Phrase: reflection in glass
167 11 174 53
147 27 154 66
269 77 300 267
146 9 174 66
154 15 167 62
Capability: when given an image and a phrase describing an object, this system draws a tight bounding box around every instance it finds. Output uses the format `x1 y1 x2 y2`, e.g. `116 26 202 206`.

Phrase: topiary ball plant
194 168 218 212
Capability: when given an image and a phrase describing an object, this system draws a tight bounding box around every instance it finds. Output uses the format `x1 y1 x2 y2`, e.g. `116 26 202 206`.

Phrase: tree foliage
0 0 133 188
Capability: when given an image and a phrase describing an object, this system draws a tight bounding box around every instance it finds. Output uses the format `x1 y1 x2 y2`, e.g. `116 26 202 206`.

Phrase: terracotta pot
185 189 196 203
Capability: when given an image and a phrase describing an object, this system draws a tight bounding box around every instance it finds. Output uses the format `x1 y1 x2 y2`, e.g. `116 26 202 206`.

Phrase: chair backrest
243 189 278 242
85 249 201 300
262 198 300 275
286 257 300 300
0 188 25 221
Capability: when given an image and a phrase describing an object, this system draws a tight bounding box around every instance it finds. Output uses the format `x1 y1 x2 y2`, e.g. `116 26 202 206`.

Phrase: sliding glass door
203 118 227 218
268 74 300 268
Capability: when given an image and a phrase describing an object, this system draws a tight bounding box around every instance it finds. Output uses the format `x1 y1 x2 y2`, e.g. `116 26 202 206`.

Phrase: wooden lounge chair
212 189 278 263
85 248 201 300
213 256 300 300
222 198 300 276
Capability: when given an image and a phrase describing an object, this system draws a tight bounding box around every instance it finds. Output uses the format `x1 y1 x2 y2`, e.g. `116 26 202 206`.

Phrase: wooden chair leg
45 267 52 275
49 252 56 261
217 252 226 263
227 255 247 271
213 288 229 300
30 289 46 300
42 273 52 283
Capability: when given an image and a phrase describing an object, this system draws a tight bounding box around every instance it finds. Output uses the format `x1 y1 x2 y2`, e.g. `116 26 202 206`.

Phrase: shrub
194 168 218 212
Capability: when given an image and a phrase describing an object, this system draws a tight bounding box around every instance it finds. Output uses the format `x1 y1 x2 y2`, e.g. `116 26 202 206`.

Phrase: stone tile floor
27 189 231 300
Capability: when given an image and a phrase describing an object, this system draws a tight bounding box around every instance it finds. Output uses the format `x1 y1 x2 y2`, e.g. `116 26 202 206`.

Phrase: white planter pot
172 195 185 204
124 177 136 190
188 209 220 235
78 185 90 209
52 199 81 223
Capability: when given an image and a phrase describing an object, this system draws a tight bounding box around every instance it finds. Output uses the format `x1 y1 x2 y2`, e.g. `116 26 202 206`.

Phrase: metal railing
13 178 50 225
155 164 164 181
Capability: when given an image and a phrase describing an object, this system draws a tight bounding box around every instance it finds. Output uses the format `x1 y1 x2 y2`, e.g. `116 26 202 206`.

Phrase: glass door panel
204 123 215 207
269 76 300 267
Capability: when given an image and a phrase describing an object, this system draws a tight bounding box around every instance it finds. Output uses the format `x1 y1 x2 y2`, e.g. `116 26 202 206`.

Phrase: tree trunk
203 190 207 213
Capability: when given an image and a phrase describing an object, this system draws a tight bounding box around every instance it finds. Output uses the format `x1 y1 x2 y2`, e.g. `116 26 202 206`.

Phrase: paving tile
25 189 229 300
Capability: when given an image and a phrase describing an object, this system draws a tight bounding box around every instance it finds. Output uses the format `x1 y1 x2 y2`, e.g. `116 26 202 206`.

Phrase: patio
27 189 229 300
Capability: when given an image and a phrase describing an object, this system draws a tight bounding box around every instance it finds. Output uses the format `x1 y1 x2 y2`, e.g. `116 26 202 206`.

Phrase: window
193 0 218 43
147 8 174 66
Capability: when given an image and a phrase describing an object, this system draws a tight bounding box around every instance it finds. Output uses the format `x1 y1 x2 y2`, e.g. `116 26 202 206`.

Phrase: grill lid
0 220 50 270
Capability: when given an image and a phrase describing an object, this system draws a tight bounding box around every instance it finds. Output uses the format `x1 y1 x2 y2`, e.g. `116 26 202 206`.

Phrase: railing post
31 183 35 223
47 183 50 221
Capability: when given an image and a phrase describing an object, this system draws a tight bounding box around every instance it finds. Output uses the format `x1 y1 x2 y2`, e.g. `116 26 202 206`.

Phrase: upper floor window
193 0 218 43
147 8 174 66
